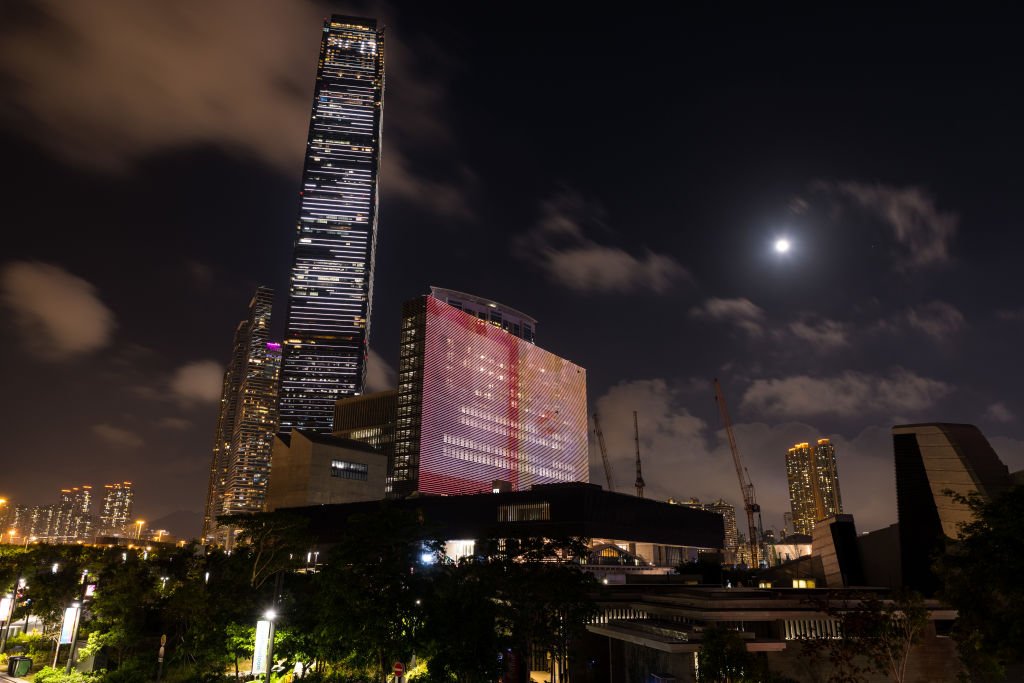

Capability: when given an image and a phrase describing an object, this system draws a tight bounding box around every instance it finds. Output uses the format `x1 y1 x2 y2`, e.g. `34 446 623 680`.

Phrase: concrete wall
265 432 387 510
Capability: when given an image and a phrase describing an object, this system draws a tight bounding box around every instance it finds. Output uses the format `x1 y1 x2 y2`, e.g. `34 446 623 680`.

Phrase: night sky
3 3 1024 539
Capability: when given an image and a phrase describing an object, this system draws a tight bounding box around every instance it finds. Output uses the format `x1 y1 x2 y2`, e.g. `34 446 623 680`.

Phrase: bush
31 666 105 683
6 632 52 658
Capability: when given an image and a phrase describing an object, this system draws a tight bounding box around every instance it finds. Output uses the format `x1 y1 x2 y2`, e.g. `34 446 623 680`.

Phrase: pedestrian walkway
0 673 30 683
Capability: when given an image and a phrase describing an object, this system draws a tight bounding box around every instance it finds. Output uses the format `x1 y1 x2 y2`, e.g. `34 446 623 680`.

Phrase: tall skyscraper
202 287 280 544
392 290 588 498
892 423 1012 594
278 15 386 433
99 482 134 534
785 438 843 536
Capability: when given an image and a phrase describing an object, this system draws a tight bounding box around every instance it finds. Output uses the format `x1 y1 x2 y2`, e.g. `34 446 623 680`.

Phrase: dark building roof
285 482 724 549
276 429 383 455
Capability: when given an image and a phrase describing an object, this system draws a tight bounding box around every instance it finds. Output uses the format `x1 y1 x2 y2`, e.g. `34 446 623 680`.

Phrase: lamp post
263 610 277 682
134 520 145 540
7 529 15 545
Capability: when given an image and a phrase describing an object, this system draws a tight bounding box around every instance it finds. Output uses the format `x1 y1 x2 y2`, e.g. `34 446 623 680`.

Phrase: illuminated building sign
410 296 588 495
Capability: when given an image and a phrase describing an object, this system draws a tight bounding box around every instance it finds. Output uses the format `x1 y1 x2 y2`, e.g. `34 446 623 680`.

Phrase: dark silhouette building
892 423 1013 594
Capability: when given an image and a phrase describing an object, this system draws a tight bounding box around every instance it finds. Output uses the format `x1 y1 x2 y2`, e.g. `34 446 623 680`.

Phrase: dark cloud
813 181 958 269
516 194 688 293
92 423 144 449
0 0 472 219
689 297 766 337
787 318 850 349
0 0 320 173
157 417 193 431
1 261 115 360
905 300 965 340
985 402 1014 423
741 369 952 418
169 360 224 404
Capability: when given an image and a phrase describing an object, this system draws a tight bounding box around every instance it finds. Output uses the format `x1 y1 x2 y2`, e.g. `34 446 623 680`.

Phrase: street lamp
134 520 145 540
263 610 277 683
6 529 15 545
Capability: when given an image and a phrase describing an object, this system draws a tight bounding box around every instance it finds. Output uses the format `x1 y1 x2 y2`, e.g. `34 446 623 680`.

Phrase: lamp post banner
59 606 79 645
253 619 271 674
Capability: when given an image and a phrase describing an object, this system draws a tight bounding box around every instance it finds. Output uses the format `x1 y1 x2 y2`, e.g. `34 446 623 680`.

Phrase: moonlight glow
774 238 791 254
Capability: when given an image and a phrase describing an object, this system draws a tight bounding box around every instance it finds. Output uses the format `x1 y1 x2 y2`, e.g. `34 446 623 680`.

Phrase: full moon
774 238 791 254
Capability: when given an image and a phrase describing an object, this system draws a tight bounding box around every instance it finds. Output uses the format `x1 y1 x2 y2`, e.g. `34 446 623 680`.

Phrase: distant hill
149 510 203 541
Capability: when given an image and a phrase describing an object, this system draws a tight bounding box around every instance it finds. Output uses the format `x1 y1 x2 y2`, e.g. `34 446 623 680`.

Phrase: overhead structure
713 378 762 566
633 411 646 498
592 413 616 492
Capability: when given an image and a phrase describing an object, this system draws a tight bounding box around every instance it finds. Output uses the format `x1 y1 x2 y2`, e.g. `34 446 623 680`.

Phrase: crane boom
633 411 645 498
592 413 616 492
713 378 761 566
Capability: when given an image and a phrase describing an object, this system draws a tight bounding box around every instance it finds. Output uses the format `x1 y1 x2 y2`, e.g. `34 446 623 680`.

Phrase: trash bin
6 657 18 675
13 656 32 676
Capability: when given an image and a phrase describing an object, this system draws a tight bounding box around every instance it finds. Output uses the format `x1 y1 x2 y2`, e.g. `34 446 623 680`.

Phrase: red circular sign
393 662 404 676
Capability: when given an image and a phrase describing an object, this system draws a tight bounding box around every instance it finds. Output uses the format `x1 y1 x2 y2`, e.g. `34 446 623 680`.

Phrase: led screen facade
416 296 588 495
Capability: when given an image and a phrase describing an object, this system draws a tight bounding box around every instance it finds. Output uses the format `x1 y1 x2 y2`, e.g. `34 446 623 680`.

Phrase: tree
486 537 598 683
219 511 312 588
315 505 442 683
420 559 502 683
697 626 753 683
940 486 1024 681
799 591 929 683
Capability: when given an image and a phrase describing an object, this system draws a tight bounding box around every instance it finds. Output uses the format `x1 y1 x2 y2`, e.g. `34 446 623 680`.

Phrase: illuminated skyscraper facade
52 485 93 542
785 438 843 535
393 292 588 498
203 287 280 544
278 15 386 433
99 481 134 534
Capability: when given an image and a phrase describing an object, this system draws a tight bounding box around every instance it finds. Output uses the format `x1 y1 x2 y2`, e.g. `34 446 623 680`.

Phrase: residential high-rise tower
202 287 280 544
785 438 843 536
99 482 134 534
278 15 386 433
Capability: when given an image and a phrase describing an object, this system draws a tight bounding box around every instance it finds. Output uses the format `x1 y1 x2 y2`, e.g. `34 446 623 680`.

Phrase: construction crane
633 411 645 498
713 378 763 567
592 413 616 492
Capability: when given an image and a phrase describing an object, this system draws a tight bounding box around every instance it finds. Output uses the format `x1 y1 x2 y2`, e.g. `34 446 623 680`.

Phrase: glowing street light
6 529 15 545
260 609 278 682
774 237 791 254
134 520 145 540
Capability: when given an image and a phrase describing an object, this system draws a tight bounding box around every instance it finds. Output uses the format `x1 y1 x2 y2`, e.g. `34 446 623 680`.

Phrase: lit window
330 460 369 481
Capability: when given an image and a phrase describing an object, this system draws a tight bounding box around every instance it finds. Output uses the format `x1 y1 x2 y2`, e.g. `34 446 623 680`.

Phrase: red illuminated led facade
393 295 588 497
